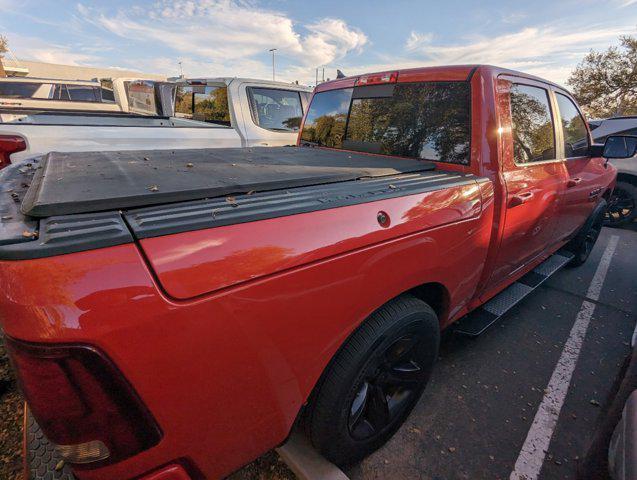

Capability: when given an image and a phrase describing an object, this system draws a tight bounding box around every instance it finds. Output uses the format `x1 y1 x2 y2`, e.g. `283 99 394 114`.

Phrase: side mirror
602 135 637 159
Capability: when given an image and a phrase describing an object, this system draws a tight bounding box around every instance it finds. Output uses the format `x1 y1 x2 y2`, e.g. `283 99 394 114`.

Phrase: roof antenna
336 69 346 79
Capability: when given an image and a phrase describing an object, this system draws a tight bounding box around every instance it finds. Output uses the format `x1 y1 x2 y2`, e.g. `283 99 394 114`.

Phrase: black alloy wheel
303 295 439 466
605 183 637 227
348 328 427 440
581 212 603 260
568 204 606 267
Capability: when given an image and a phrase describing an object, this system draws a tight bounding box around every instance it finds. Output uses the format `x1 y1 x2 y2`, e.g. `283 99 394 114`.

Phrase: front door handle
566 177 582 188
509 192 534 208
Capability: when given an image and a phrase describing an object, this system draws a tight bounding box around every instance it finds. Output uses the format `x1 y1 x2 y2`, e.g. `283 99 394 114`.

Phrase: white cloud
406 32 433 51
2 33 98 66
405 26 633 64
301 19 367 66
76 0 366 82
402 24 636 84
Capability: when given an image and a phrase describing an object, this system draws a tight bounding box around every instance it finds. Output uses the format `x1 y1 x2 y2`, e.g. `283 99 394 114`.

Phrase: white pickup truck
0 77 312 164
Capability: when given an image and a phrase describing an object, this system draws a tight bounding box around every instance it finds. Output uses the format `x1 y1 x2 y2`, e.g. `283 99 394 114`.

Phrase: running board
453 251 575 337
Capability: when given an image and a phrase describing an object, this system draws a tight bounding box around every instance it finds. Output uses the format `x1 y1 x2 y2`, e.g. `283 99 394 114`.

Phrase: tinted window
300 88 352 148
556 93 588 157
67 85 100 102
0 82 42 98
101 88 115 103
249 88 304 131
510 84 555 163
301 82 471 164
175 85 230 126
345 82 471 164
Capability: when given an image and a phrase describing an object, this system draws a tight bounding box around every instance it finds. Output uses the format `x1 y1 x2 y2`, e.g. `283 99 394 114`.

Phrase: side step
453 251 575 337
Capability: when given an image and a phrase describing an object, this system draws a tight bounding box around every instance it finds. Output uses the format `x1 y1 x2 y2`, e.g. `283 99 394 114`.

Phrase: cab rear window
0 82 42 98
301 82 471 165
174 85 231 126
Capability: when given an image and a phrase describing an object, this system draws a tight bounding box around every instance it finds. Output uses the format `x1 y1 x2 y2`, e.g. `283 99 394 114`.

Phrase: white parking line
510 235 620 480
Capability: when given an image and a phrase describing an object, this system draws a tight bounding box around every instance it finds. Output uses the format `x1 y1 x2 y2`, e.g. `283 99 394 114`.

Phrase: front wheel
567 204 605 267
303 295 439 466
604 181 637 227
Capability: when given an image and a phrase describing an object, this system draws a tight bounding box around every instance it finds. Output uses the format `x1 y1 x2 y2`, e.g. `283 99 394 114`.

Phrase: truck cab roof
314 64 570 94
178 77 313 92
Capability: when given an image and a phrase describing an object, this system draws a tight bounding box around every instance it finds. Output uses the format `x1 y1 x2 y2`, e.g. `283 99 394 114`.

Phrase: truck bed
0 147 480 260
22 147 436 217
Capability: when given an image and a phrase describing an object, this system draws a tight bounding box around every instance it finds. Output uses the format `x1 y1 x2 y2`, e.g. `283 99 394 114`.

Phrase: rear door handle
509 192 534 208
566 177 582 188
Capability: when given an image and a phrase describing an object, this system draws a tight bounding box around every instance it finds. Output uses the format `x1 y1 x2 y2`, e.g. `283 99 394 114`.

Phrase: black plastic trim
0 211 133 260
352 84 395 99
466 66 478 82
126 171 479 239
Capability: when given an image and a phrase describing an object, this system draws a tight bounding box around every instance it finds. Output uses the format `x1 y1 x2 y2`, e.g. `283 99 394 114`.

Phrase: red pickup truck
0 65 632 480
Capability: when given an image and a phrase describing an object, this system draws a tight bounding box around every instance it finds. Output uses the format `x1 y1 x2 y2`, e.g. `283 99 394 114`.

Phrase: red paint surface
0 65 616 479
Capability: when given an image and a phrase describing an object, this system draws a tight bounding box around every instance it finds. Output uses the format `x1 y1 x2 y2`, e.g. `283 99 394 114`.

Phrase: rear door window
300 82 471 164
175 85 230 126
555 93 589 157
510 84 556 164
248 88 304 131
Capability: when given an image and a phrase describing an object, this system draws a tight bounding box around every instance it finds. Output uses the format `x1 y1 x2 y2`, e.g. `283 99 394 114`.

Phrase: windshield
300 82 471 165
248 87 304 131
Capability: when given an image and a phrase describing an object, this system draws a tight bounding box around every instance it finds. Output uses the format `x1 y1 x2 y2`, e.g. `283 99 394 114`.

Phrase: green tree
567 35 637 118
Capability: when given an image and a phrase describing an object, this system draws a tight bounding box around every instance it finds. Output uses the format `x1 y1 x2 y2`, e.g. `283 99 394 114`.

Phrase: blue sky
1 0 636 86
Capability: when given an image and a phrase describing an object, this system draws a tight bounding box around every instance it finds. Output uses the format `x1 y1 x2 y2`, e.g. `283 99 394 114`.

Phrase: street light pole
269 48 277 81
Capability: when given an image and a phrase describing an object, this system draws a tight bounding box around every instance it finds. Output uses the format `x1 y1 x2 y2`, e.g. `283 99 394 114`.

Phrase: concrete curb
276 433 349 480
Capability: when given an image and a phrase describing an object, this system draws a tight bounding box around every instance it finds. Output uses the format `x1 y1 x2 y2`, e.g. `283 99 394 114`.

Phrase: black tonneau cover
22 147 435 217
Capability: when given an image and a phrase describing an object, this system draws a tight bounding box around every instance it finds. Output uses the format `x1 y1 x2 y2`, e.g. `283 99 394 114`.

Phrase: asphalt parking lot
343 226 637 480
2 226 636 480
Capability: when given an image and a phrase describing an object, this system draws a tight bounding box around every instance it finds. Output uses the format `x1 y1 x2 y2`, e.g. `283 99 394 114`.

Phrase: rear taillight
0 135 26 169
356 71 398 86
6 337 161 467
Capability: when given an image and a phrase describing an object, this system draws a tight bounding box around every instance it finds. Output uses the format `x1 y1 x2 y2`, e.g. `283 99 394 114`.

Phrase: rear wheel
303 295 439 466
604 181 637 227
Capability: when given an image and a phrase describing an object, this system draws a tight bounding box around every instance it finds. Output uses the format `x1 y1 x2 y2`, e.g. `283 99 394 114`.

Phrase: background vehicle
0 65 621 480
0 77 312 165
0 77 122 112
172 77 312 147
589 116 637 226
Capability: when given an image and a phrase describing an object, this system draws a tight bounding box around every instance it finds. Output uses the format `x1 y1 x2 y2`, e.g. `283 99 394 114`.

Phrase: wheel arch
296 282 449 425
404 282 450 325
617 172 637 186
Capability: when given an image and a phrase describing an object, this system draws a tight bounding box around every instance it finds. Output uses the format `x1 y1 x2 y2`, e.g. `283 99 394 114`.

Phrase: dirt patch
0 336 24 480
229 451 295 480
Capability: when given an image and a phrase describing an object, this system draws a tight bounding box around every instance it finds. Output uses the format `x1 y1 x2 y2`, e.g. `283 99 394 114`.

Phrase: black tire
604 181 637 227
303 294 440 466
567 202 606 267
